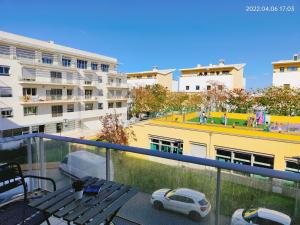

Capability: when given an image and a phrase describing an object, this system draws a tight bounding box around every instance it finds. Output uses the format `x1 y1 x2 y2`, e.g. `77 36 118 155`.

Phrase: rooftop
180 61 245 72
0 31 117 63
126 67 175 76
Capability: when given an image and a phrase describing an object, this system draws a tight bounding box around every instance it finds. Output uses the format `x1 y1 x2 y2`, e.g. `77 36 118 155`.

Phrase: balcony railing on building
0 133 299 225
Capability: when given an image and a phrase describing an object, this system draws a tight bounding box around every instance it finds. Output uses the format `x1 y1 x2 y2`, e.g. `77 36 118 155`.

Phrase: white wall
127 78 157 88
273 72 300 88
179 75 234 92
172 80 179 92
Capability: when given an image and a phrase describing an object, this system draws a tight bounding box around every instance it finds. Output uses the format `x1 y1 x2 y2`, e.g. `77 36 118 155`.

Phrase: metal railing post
106 148 111 181
26 137 33 191
38 137 46 189
215 168 221 225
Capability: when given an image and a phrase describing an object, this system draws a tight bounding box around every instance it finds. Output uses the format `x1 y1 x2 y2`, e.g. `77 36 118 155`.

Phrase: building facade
126 67 175 91
0 31 128 141
272 53 300 88
179 60 246 92
129 117 300 172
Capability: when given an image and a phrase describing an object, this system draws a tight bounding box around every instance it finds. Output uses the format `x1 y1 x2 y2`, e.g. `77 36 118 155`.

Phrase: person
203 112 207 124
263 121 270 132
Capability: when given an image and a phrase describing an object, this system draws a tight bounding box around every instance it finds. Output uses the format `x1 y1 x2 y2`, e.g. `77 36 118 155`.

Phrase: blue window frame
101 64 109 72
42 55 53 64
0 66 10 76
77 60 87 69
91 63 98 70
62 57 71 67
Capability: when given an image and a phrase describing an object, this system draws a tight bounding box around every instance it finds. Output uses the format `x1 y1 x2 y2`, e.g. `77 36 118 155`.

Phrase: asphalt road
118 192 231 225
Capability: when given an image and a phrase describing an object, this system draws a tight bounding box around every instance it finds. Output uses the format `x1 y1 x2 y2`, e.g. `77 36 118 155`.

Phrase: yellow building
272 53 300 88
126 67 175 91
179 60 246 91
129 113 300 172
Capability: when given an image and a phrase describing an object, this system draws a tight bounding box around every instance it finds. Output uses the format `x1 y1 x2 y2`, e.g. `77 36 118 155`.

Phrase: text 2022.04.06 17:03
245 5 295 12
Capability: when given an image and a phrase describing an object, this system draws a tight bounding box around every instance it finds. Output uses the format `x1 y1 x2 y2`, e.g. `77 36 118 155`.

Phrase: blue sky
0 0 299 89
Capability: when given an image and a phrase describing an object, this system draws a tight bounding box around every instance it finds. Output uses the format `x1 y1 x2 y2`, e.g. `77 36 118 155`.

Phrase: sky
0 0 299 89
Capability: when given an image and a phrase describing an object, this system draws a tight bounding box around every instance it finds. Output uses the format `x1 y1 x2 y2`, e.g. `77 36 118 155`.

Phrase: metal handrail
1 133 300 182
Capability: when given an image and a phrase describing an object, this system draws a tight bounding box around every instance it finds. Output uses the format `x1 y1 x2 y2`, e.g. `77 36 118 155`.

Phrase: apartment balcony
20 95 79 105
106 82 129 89
107 94 128 101
19 77 78 87
107 70 126 78
81 96 98 102
82 81 97 88
0 133 299 225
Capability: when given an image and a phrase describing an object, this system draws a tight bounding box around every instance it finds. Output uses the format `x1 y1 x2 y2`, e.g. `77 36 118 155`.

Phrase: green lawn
189 117 264 128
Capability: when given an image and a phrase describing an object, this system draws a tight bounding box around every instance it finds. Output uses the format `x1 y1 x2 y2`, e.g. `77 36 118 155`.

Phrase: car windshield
242 208 258 221
165 189 176 198
199 198 208 206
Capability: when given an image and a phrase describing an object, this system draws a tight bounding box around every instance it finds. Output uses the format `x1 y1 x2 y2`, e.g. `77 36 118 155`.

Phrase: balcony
20 95 78 105
0 133 299 225
107 94 128 101
82 81 97 88
19 77 78 87
82 96 98 102
106 82 129 89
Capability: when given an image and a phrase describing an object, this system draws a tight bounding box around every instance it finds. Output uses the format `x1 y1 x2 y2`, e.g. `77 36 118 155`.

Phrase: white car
150 188 211 221
231 208 291 225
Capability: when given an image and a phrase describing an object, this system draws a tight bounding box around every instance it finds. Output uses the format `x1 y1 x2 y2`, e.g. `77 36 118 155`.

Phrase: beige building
126 67 175 91
179 60 246 92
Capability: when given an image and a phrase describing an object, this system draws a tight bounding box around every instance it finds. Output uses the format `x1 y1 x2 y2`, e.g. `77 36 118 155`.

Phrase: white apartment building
126 67 175 91
0 31 128 144
179 60 246 92
272 53 300 88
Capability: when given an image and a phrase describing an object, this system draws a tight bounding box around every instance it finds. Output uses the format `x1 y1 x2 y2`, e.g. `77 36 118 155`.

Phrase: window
186 86 189 90
77 59 87 69
98 77 102 83
116 102 122 108
216 148 274 169
85 103 93 111
196 85 200 90
1 108 13 118
16 48 35 59
279 67 285 72
85 90 93 99
22 68 36 80
98 89 103 96
0 66 10 76
108 102 114 109
67 104 74 112
0 45 10 56
67 89 73 99
207 85 211 90
48 89 62 100
0 127 29 138
101 64 109 72
24 106 37 116
23 88 37 96
51 105 63 117
62 57 71 67
0 87 12 97
98 103 103 109
150 137 183 155
42 53 53 64
287 66 298 71
222 71 230 74
286 160 300 173
50 71 62 79
91 63 98 70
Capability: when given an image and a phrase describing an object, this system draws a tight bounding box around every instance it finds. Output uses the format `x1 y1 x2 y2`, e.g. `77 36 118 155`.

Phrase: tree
204 80 228 112
130 84 169 117
255 86 299 116
226 89 254 113
97 112 136 145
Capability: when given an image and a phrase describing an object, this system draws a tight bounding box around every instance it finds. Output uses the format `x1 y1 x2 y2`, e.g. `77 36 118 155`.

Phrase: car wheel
153 201 164 210
188 211 201 221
